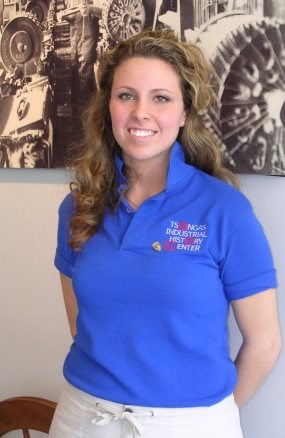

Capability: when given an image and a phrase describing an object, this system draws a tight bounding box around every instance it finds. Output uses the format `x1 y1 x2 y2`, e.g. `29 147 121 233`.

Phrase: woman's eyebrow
114 86 175 94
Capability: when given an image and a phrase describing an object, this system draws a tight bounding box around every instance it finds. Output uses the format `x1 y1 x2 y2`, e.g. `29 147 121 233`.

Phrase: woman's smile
128 128 158 138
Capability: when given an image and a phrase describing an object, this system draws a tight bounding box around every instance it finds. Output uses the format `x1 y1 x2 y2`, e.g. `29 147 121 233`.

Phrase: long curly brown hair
69 29 239 250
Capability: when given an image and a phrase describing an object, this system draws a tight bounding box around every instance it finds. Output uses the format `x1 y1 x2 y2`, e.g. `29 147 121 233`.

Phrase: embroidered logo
163 220 208 252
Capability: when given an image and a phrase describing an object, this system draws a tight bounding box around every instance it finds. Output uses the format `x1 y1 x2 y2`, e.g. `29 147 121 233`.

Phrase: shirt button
126 208 131 214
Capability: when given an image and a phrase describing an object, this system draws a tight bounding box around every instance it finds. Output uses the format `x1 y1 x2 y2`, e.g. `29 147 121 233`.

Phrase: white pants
49 383 244 438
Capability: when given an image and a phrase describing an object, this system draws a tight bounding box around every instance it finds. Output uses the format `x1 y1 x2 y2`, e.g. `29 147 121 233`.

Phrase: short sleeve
220 207 277 301
54 193 76 278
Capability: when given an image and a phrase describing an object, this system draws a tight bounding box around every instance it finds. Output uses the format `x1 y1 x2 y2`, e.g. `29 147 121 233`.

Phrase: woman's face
109 56 186 167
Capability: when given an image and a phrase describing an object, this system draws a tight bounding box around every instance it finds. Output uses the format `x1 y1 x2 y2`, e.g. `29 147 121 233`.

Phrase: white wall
0 170 284 438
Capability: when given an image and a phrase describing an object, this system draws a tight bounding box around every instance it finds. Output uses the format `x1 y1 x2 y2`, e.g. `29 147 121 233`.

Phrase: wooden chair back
0 396 57 437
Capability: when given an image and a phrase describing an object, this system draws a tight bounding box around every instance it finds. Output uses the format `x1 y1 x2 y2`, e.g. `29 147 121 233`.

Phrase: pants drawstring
90 401 154 438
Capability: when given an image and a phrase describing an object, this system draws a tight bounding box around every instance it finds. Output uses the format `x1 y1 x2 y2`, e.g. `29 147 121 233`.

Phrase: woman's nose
131 99 150 120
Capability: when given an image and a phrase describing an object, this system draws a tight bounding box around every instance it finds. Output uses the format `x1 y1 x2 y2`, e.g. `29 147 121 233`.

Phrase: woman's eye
118 92 134 101
154 95 170 103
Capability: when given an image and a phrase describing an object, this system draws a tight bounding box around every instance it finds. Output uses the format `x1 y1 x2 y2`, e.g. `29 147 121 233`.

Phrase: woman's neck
123 154 170 208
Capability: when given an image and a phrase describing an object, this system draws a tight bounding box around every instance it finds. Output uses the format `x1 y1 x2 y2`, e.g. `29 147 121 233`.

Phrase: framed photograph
0 0 284 174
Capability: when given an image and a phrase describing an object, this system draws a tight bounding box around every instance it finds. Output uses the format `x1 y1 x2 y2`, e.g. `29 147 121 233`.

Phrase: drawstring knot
91 402 153 438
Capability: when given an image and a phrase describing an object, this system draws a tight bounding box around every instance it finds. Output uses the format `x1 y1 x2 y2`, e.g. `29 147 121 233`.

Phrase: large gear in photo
103 0 145 42
191 12 285 175
0 14 43 75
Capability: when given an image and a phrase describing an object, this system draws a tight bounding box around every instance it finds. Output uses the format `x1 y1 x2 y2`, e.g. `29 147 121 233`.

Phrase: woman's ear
180 111 186 127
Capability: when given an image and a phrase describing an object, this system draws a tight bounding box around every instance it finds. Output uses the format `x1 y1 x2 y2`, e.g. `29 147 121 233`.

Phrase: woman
50 29 281 437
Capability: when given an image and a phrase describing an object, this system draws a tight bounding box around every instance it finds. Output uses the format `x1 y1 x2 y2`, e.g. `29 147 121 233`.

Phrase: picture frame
0 0 284 174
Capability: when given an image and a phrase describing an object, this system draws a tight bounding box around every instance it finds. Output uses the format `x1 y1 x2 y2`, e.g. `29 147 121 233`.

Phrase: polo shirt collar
166 141 193 191
115 141 193 194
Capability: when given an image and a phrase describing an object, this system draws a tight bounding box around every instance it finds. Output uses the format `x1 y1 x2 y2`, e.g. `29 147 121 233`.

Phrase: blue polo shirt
55 141 277 407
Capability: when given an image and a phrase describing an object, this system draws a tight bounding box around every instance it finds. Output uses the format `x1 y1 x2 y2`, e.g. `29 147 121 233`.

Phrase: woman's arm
60 273 78 339
231 288 281 408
